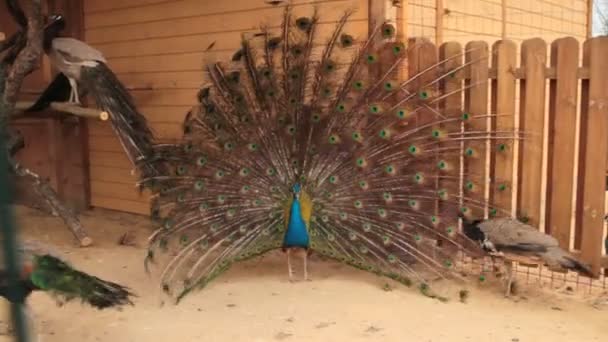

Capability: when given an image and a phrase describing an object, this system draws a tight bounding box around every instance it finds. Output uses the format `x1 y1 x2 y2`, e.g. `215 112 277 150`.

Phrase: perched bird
40 14 164 181
460 214 593 296
140 6 521 304
0 240 135 309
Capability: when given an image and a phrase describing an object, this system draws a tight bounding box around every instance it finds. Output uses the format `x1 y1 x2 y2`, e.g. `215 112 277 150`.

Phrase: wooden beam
14 101 109 120
436 0 444 45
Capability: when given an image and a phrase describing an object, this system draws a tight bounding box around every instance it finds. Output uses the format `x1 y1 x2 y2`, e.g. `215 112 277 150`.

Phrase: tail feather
25 73 72 112
79 62 165 184
542 248 594 277
31 255 135 309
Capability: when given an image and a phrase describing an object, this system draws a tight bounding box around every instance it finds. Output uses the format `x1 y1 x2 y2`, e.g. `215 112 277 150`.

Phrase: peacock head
292 183 301 198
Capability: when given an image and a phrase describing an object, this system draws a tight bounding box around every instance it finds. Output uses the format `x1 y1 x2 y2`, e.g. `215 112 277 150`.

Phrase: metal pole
0 64 30 342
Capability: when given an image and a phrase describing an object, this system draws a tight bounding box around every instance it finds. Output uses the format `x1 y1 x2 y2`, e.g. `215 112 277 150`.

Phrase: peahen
0 240 135 309
139 6 523 303
460 214 593 296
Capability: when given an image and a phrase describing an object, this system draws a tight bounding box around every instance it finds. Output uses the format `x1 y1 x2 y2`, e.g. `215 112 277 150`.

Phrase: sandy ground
1 205 607 342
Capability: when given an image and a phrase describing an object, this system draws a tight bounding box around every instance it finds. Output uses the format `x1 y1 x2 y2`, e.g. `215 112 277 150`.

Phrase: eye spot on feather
176 165 187 175
408 145 420 155
339 212 348 220
270 186 279 193
366 53 378 64
384 81 396 91
408 199 420 210
392 42 405 55
336 103 347 112
382 235 391 245
329 134 340 144
465 181 475 191
489 208 498 217
460 206 470 214
354 200 363 209
430 215 440 226
183 142 194 153
395 222 405 231
322 86 333 97
478 275 486 282
286 124 296 135
461 112 470 120
464 147 476 157
384 164 396 175
340 33 354 47
356 157 367 168
248 143 258 151
383 192 393 203
323 60 336 72
353 80 365 90
193 180 205 191
497 143 507 152
226 209 236 218
217 195 226 204
444 260 453 268
419 91 429 99
349 232 357 240
215 170 225 179
387 254 397 263
359 246 369 254
377 208 387 218
163 218 174 229
446 226 456 236
358 180 369 190
437 189 448 200
239 168 250 177
379 128 391 139
266 168 276 176
267 89 276 98
296 17 312 31
352 131 363 142
396 108 407 119
199 202 209 212
381 23 395 38
437 160 448 170
224 142 235 151
329 175 338 184
414 234 422 242
311 114 321 123
241 185 251 193
321 215 329 222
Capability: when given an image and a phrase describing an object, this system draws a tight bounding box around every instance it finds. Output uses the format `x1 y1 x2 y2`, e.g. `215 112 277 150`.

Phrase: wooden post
586 0 593 38
435 0 444 45
517 38 546 228
576 37 608 276
545 38 579 248
501 0 507 39
490 40 517 216
463 41 489 218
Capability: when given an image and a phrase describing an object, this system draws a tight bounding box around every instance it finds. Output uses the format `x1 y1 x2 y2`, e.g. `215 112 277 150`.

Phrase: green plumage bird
0 240 135 309
136 5 524 304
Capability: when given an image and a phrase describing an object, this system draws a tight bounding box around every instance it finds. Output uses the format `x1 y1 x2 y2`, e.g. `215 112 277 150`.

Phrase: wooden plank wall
83 0 368 214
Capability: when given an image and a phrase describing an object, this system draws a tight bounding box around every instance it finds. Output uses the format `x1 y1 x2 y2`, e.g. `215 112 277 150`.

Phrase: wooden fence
405 36 608 277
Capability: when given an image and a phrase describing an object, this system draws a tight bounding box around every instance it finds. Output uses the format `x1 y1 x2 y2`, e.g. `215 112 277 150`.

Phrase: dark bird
460 214 593 296
0 240 135 309
25 73 72 112
41 14 164 181
141 5 521 304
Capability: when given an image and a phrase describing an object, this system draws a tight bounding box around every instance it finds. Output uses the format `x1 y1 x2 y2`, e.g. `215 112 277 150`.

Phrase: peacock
138 5 522 303
0 240 135 309
460 214 593 296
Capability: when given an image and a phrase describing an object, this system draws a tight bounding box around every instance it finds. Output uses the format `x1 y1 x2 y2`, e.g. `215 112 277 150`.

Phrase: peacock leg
504 261 514 297
68 77 80 105
287 249 294 281
303 249 309 281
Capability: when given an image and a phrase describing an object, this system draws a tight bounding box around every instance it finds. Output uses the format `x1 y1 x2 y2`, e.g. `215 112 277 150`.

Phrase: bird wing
51 37 107 64
0 239 65 269
478 218 559 252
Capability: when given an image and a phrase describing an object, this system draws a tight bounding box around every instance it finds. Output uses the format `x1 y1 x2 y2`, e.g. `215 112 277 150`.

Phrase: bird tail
30 255 135 309
26 73 72 112
79 62 165 183
542 248 594 278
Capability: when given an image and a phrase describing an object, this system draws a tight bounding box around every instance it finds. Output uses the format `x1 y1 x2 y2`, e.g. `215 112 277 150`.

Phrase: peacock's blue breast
283 199 310 248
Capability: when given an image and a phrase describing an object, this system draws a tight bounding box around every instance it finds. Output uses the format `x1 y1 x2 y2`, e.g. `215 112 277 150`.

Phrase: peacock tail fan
142 5 520 303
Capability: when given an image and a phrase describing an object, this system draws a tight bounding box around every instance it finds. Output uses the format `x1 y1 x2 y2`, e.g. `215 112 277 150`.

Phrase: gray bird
460 214 593 297
41 14 164 182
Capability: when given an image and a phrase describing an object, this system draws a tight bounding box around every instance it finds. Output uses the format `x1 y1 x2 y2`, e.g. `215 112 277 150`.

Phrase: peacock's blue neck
282 197 310 248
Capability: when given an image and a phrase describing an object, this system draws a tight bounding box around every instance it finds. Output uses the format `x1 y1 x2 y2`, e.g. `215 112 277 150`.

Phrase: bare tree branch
0 0 93 247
